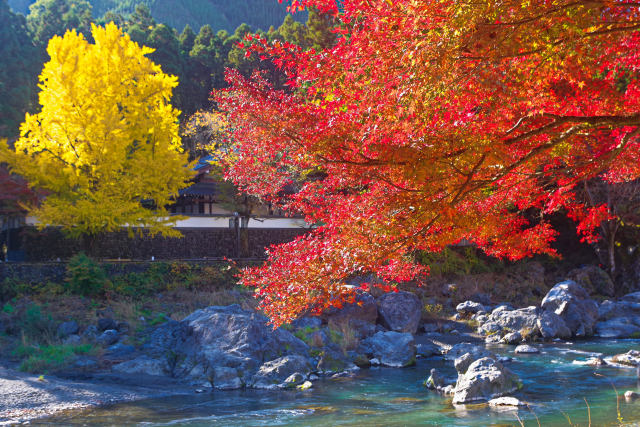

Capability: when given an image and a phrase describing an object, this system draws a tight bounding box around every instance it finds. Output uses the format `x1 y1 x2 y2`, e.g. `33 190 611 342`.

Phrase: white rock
488 396 526 406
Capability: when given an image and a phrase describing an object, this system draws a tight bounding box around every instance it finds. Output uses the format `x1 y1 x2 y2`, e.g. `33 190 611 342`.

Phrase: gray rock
456 301 486 314
324 292 378 325
81 325 98 341
213 367 243 390
492 304 514 315
284 372 306 385
622 292 640 303
478 322 503 336
446 343 494 361
485 334 502 343
97 318 118 332
425 368 447 390
57 321 79 338
416 342 440 357
452 357 521 404
599 300 633 320
376 291 422 334
112 356 168 376
454 353 474 374
596 318 640 338
359 331 416 367
97 329 119 346
537 310 572 340
612 350 640 366
489 306 540 336
63 334 82 345
105 343 135 358
501 332 522 345
514 344 539 354
252 355 311 389
474 314 489 324
541 281 599 337
168 305 309 383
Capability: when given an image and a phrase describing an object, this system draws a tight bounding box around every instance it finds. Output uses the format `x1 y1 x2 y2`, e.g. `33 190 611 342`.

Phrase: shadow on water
36 339 640 426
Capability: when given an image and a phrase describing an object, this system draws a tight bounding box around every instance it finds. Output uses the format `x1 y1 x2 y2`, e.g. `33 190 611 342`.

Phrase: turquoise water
39 340 640 426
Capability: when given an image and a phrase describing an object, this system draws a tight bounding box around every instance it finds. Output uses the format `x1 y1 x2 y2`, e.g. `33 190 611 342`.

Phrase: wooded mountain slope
8 0 299 31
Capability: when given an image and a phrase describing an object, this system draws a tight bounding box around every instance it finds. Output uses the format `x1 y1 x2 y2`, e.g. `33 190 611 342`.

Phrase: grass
16 342 97 373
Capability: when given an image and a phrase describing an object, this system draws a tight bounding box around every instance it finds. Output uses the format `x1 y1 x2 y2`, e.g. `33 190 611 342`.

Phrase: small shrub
20 304 56 342
65 253 110 296
2 302 15 314
424 303 444 316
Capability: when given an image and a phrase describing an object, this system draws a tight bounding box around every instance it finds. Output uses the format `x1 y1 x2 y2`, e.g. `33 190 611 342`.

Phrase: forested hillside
8 0 300 31
0 0 334 138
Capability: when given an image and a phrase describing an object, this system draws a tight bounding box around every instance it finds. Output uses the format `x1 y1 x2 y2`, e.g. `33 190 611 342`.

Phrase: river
37 339 640 426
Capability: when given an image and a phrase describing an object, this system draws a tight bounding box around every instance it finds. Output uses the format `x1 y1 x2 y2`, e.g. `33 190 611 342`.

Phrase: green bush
65 253 110 296
21 303 57 341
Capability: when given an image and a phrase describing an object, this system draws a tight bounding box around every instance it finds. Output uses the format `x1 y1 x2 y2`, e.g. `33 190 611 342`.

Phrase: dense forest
7 0 301 31
0 0 334 139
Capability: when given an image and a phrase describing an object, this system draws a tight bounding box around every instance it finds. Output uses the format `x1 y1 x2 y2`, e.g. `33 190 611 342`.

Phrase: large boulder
566 265 615 296
541 281 599 337
324 292 378 326
478 306 540 339
359 331 416 367
537 310 572 340
139 305 310 386
251 355 311 389
596 318 640 338
376 291 422 334
452 357 521 404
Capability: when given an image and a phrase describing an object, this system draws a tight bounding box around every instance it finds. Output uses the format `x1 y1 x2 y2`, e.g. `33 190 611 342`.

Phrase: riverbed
34 339 640 426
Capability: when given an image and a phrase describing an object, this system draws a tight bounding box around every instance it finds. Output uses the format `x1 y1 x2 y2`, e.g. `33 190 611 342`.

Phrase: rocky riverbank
4 266 640 424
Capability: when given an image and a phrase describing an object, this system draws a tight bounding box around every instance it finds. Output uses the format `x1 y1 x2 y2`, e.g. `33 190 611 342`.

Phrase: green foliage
0 0 40 137
423 303 444 317
293 326 320 346
18 303 57 341
65 253 110 296
1 278 65 302
2 302 15 314
26 0 93 45
417 247 501 276
16 342 94 372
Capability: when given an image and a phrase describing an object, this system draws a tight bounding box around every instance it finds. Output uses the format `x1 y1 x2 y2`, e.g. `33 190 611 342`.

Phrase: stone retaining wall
0 226 308 262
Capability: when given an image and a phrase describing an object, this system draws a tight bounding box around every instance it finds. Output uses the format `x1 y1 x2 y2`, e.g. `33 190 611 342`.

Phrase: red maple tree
215 0 640 325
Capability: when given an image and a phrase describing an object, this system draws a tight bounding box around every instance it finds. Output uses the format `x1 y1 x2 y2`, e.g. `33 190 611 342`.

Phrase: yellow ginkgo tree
0 23 194 239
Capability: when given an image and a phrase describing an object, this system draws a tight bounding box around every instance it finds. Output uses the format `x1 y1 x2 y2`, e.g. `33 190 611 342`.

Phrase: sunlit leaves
219 0 640 325
0 23 194 238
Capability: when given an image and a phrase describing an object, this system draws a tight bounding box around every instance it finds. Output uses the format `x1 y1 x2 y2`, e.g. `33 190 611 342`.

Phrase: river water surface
38 339 640 426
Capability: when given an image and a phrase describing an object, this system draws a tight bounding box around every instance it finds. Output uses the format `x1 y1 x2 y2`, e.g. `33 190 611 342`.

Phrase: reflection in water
37 340 640 426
